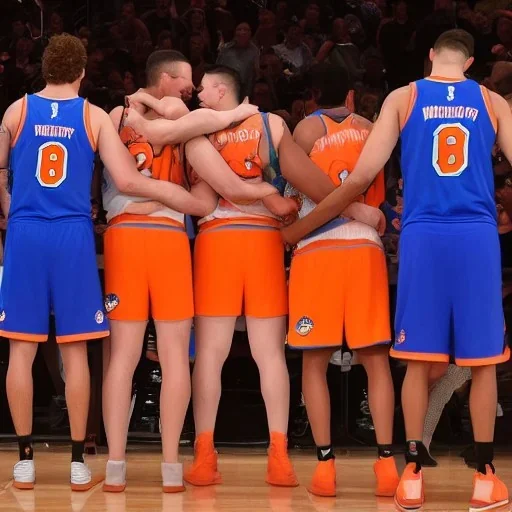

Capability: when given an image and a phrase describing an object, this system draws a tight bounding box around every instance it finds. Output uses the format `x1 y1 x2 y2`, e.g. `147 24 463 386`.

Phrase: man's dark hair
146 50 189 87
434 29 474 59
310 63 351 107
42 34 87 85
204 65 242 102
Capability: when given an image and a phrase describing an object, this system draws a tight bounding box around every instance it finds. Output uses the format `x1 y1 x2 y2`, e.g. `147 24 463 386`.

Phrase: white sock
106 460 126 485
161 462 183 487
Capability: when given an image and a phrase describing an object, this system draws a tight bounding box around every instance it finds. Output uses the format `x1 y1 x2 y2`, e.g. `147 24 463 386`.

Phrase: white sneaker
13 460 35 490
70 462 92 491
103 460 126 493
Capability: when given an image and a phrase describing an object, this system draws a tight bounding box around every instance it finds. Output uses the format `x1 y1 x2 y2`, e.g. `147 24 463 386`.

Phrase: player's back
400 78 497 229
9 94 96 222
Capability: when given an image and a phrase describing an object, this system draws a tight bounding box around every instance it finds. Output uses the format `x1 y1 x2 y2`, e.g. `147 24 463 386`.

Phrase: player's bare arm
0 99 23 219
493 90 512 165
94 106 213 217
281 86 408 246
128 92 190 120
126 102 260 147
185 136 279 203
285 116 385 228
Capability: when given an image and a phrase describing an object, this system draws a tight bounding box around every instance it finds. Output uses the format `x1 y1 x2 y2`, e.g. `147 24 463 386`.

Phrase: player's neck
218 98 240 111
143 86 163 99
429 64 466 81
39 83 79 99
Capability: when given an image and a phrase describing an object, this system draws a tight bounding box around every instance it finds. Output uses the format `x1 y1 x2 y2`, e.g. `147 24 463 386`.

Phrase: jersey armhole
11 94 28 148
83 100 97 151
400 83 417 131
480 85 498 133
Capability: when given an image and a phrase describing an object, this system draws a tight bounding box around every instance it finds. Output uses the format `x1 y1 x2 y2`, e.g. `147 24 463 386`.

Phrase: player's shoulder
293 115 325 151
488 88 509 113
2 96 27 135
385 85 413 107
351 113 373 129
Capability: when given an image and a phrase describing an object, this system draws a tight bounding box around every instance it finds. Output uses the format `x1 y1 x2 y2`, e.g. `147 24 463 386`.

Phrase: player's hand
346 203 386 235
124 107 145 132
281 222 300 248
230 99 259 123
263 194 299 218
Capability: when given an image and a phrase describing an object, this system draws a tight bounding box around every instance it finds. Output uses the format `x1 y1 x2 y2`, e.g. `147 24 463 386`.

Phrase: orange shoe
394 463 424 511
469 465 509 512
307 459 336 497
374 457 400 497
184 432 222 486
265 432 299 487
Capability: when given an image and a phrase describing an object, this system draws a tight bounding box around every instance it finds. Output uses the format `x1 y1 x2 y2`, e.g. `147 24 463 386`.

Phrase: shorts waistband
108 213 185 230
199 217 281 234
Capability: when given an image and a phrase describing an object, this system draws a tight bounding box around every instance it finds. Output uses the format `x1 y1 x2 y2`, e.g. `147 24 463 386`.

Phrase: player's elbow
116 176 138 195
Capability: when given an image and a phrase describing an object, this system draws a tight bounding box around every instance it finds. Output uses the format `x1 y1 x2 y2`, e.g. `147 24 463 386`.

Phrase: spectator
188 33 210 87
47 12 65 37
157 30 174 50
273 23 313 78
118 1 152 56
250 78 277 112
253 9 278 51
216 22 259 97
493 13 512 61
179 8 212 54
378 0 415 90
317 18 364 84
142 0 175 46
300 2 322 34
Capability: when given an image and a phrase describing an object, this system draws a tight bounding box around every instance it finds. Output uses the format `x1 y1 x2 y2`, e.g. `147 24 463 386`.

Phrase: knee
302 349 332 375
406 360 433 378
358 347 391 375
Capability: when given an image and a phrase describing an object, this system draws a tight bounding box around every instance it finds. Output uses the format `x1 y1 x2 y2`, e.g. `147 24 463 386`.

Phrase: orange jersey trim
199 216 281 234
0 330 47 342
480 86 498 133
11 94 27 148
401 83 417 130
427 76 466 83
109 213 184 229
83 100 97 151
455 347 510 367
389 347 449 363
57 330 110 343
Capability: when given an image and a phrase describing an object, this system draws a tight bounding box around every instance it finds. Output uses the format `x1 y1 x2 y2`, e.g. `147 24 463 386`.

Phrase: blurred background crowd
1 0 512 452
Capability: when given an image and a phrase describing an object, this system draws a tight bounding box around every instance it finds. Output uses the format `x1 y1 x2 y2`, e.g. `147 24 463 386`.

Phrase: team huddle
0 29 510 511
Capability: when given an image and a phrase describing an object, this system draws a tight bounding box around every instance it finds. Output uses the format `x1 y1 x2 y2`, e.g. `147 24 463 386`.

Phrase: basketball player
101 50 274 493
132 66 381 487
284 63 397 498
282 29 510 511
0 35 221 491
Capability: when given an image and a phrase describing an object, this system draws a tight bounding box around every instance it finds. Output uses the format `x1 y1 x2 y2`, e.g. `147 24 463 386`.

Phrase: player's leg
344 243 397 497
184 315 236 485
154 319 191 493
391 226 452 510
185 224 243 486
148 227 194 492
301 348 336 496
2 222 52 489
245 315 297 487
51 221 109 490
452 224 509 511
244 227 297 487
287 243 345 495
101 224 148 492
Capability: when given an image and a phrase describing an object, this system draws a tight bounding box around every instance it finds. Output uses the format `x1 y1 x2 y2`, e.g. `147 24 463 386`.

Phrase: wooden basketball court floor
0 445 511 511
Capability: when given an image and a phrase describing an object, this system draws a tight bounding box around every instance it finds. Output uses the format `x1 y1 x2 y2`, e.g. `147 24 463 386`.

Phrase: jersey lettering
36 141 68 187
432 123 469 177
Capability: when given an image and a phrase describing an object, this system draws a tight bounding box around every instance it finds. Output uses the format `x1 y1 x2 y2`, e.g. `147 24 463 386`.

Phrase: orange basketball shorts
104 215 193 322
287 239 391 350
194 219 288 317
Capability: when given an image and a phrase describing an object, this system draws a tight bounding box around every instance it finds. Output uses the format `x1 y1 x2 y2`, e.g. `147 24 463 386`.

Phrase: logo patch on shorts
396 329 406 344
104 294 120 313
95 310 104 324
0 310 5 322
296 316 314 336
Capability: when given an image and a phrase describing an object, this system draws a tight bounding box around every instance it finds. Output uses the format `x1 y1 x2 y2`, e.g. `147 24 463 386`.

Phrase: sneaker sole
183 474 222 486
163 485 186 493
13 481 35 490
71 474 104 492
266 478 300 488
102 483 126 493
394 494 424 511
307 486 336 498
469 500 510 512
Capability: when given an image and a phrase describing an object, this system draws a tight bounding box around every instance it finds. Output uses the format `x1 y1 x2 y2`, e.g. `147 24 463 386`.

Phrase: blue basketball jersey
9 94 96 221
400 79 497 229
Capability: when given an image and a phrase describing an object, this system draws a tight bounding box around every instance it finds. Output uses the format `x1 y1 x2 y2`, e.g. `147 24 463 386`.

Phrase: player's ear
429 48 435 63
345 90 355 113
463 56 475 72
218 84 227 100
80 69 85 81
